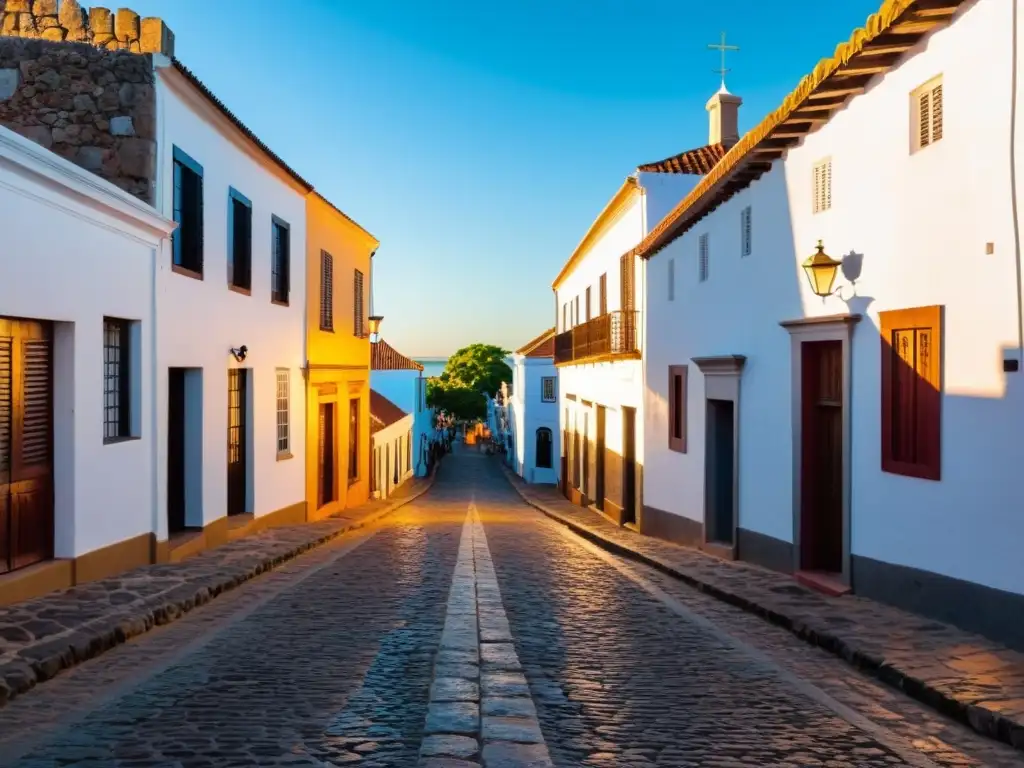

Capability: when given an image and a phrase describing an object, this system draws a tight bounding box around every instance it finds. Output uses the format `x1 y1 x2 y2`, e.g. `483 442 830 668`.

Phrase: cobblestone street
0 449 1020 767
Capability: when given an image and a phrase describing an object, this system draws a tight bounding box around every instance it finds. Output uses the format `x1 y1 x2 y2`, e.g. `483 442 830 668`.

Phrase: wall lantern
801 240 843 299
230 345 248 362
368 315 383 342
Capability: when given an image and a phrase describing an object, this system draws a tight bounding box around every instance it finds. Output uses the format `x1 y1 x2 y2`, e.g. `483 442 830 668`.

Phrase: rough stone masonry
0 1 175 203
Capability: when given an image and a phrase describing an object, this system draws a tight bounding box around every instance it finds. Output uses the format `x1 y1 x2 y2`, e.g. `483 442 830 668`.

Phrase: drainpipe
150 64 165 555
1011 0 1023 359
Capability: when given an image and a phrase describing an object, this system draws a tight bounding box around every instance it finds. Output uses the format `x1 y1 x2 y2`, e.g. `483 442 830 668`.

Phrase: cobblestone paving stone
506 468 1024 754
1 497 462 767
0 474 434 710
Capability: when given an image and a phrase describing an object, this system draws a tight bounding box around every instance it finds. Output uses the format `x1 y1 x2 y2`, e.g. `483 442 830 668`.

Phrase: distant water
414 358 448 378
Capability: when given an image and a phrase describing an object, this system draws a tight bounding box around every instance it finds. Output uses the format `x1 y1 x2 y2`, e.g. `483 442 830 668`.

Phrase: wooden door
227 368 247 516
167 368 186 533
800 341 844 573
706 399 735 544
622 406 636 525
318 402 335 508
595 406 606 510
581 412 589 502
0 319 54 574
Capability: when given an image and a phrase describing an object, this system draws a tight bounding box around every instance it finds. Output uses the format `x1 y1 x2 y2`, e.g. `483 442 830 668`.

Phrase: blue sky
130 0 882 357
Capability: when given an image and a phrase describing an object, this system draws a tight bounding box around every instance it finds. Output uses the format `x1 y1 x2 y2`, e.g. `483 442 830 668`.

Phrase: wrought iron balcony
553 310 640 365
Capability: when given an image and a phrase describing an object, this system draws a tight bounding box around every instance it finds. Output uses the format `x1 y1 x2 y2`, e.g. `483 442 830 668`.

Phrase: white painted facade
508 354 560 484
371 368 435 476
644 0 1024 602
0 126 175 558
151 60 309 537
372 412 415 499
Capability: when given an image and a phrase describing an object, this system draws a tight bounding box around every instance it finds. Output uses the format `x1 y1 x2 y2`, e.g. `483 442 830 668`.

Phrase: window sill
104 435 141 446
320 326 335 333
172 264 204 281
271 298 290 308
541 398 557 404
228 283 252 296
276 451 293 462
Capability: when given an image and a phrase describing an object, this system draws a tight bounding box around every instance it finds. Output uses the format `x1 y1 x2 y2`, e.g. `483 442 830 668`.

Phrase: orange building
304 193 379 519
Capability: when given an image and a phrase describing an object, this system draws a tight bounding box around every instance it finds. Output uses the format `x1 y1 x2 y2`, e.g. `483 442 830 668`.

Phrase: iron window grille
541 376 556 402
276 368 290 454
320 251 334 331
228 188 252 291
271 216 290 304
172 147 204 275
103 317 131 441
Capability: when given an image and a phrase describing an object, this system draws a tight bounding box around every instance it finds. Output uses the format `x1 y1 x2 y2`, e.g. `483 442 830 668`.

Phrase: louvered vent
741 206 752 257
699 234 709 282
813 159 832 214
320 250 334 331
913 76 943 152
0 339 10 473
21 339 50 467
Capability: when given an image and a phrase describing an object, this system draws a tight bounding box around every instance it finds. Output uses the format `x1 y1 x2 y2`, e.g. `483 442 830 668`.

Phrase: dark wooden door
318 402 335 508
581 412 589 503
706 399 735 544
227 368 247 516
622 406 636 525
620 254 636 350
0 318 54 574
801 341 844 573
595 406 606 510
167 368 186 533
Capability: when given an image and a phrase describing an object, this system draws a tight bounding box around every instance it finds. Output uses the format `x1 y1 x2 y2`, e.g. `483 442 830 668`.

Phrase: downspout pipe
1011 0 1023 359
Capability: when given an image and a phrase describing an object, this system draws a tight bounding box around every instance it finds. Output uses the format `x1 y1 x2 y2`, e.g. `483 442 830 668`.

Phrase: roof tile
370 390 408 434
371 339 424 371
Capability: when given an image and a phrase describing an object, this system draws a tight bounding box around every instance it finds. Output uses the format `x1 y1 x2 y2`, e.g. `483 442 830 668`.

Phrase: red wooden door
800 340 843 573
0 318 54 574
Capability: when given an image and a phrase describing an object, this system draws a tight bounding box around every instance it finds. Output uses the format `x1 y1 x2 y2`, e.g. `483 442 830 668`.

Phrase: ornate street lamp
801 240 843 299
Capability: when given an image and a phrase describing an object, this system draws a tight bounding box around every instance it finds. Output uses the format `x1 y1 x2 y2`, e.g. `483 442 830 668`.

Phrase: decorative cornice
780 313 862 333
692 355 747 375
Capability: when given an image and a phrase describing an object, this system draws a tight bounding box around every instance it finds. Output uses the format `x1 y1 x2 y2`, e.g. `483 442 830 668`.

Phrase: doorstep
500 463 1024 753
0 468 438 709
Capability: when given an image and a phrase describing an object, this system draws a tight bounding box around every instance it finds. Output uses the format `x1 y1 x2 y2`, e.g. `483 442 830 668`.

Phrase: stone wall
0 3 173 203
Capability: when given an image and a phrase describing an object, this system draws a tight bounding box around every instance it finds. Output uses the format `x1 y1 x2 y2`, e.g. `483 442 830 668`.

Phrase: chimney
706 84 742 148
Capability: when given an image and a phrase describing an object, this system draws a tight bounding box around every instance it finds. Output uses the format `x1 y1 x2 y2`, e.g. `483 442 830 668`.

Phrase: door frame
692 355 746 559
780 314 860 587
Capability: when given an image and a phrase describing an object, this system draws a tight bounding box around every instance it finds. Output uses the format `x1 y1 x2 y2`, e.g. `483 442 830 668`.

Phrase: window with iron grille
353 269 365 337
912 76 943 152
541 376 556 403
668 258 675 301
320 251 334 331
813 159 832 214
103 318 131 441
172 147 203 276
741 206 752 257
271 216 290 304
228 188 252 291
699 234 709 282
276 368 290 455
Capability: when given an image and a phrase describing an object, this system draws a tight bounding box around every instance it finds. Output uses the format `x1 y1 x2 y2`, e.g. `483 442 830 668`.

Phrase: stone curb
498 462 1024 753
0 466 439 709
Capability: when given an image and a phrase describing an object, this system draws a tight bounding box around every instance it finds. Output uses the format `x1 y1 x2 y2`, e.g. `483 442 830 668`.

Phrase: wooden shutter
232 197 251 289
918 89 931 149
21 338 51 469
668 365 687 453
354 269 365 337
741 206 752 256
620 253 635 312
813 159 831 213
599 273 607 315
585 287 592 321
320 251 334 331
930 82 943 142
699 234 709 282
0 338 10 483
880 305 942 480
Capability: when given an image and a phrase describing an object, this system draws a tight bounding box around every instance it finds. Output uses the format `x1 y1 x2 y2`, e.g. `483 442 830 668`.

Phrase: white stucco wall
644 0 1024 596
0 127 175 557
509 355 559 484
372 369 435 475
153 65 308 535
372 412 415 498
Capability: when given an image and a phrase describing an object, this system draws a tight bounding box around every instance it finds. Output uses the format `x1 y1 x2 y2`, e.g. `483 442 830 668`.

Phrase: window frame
103 317 133 443
227 187 252 294
541 376 556 403
668 364 687 453
911 75 944 153
171 146 204 279
880 305 943 481
270 215 291 306
320 250 335 332
275 368 291 459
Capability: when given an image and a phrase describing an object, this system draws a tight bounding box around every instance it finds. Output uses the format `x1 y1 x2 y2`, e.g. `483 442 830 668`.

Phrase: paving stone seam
419 501 553 767
0 469 439 710
499 463 1024 755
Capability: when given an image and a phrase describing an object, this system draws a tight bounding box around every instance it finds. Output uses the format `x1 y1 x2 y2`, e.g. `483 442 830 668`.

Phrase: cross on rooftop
708 31 739 88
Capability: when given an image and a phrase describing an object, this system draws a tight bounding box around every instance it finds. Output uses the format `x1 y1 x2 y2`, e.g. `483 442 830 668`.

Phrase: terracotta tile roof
169 59 313 192
516 328 556 358
635 0 966 261
370 339 424 371
637 143 728 175
370 390 408 434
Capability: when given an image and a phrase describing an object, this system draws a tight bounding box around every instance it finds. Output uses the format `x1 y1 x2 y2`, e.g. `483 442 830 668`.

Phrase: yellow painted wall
304 193 378 519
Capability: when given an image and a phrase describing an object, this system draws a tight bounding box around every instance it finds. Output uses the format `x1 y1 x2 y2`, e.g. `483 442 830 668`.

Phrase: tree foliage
426 343 512 423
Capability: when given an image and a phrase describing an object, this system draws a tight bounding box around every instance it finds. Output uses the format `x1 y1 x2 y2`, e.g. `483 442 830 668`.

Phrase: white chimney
706 84 742 147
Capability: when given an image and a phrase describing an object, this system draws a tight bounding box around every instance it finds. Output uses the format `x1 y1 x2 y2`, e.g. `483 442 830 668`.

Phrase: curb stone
498 461 1024 753
0 466 439 709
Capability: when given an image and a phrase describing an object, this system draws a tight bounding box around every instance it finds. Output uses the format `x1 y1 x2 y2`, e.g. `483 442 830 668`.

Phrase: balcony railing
554 310 640 365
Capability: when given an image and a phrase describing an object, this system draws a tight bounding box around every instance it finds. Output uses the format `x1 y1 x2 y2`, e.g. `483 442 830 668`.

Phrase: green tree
439 344 512 397
427 379 486 422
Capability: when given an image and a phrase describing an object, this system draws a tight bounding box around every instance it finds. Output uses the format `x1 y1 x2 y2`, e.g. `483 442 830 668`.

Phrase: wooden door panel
0 337 11 488
11 483 53 570
0 490 9 575
16 337 51 482
227 369 247 515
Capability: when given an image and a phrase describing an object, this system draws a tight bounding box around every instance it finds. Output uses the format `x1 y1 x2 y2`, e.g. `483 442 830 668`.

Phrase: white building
553 98 733 522
151 58 311 556
641 0 1024 647
371 338 434 476
370 390 414 499
0 125 175 598
508 329 559 484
